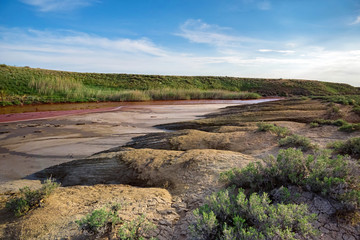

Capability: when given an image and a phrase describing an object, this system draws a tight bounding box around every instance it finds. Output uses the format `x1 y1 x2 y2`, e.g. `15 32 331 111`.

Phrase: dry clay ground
0 98 360 239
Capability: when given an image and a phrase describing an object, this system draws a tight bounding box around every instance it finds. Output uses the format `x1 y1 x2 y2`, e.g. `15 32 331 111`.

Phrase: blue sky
0 0 360 86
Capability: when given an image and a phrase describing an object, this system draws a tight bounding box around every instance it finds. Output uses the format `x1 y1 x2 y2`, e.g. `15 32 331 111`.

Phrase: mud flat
1 98 358 240
0 99 277 183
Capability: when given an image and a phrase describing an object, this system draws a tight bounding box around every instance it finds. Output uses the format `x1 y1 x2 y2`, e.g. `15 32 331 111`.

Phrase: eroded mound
1 184 177 240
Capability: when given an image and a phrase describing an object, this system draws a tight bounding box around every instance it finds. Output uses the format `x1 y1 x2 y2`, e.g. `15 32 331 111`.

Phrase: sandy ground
0 99 277 183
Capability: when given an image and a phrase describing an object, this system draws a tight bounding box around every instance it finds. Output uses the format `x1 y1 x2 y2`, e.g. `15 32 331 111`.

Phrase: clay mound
35 148 256 196
2 184 178 240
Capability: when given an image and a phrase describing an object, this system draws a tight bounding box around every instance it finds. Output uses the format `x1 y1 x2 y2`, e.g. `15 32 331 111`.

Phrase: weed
6 178 60 216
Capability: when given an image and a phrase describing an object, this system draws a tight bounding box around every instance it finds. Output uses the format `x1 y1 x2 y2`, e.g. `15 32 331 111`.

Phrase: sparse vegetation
221 148 359 208
76 204 157 239
328 137 360 159
312 95 360 115
6 178 60 216
190 188 317 240
76 207 120 236
278 134 317 151
117 214 157 240
256 122 291 137
310 118 360 132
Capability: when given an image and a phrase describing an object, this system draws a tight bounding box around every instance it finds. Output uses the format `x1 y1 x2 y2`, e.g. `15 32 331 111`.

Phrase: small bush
256 122 291 137
76 207 120 236
6 178 60 216
190 188 317 240
117 214 157 240
310 122 319 128
328 137 360 159
278 134 317 151
339 123 360 133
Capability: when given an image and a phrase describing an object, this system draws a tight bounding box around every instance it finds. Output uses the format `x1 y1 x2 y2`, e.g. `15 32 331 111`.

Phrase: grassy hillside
0 64 359 105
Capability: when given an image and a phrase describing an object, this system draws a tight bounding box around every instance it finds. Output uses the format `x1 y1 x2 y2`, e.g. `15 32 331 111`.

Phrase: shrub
6 178 60 216
278 134 317 151
76 207 120 236
190 188 317 240
117 214 157 240
339 123 360 133
328 137 360 159
310 122 319 128
221 148 359 207
256 122 291 137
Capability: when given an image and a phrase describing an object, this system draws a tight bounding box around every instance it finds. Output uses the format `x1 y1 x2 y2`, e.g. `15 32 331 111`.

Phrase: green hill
0 64 359 105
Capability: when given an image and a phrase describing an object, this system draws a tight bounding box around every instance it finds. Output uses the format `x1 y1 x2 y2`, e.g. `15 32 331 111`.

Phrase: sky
0 0 360 87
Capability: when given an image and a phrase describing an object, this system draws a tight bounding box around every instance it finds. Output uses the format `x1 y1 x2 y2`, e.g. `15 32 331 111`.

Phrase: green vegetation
6 178 60 216
76 207 120 236
192 148 360 239
1 65 359 105
256 122 291 137
278 134 317 151
221 148 359 208
312 95 360 115
190 188 317 240
118 215 157 240
76 204 157 239
328 137 360 159
311 118 360 132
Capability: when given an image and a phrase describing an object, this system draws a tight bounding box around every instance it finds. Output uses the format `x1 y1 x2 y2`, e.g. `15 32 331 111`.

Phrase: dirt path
0 99 278 183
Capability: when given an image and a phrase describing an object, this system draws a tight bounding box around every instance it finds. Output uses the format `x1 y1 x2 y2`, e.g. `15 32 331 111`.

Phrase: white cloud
176 19 261 47
350 15 360 25
258 49 295 54
0 27 359 87
20 0 98 12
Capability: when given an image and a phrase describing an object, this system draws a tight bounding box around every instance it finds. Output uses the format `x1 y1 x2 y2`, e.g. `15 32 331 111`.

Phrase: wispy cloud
1 27 359 87
20 0 98 12
176 19 259 47
350 15 360 25
258 49 295 54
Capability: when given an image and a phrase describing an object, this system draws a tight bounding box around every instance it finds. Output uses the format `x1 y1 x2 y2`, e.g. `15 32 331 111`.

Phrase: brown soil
0 98 359 239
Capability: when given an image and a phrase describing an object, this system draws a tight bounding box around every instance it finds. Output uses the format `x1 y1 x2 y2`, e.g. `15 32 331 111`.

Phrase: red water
0 98 281 123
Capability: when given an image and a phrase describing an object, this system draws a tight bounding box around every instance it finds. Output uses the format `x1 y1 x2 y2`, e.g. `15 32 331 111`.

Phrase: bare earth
1 98 359 240
0 99 274 183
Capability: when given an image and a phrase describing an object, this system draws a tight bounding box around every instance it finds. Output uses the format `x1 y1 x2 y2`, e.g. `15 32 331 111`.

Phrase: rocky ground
0 98 359 239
